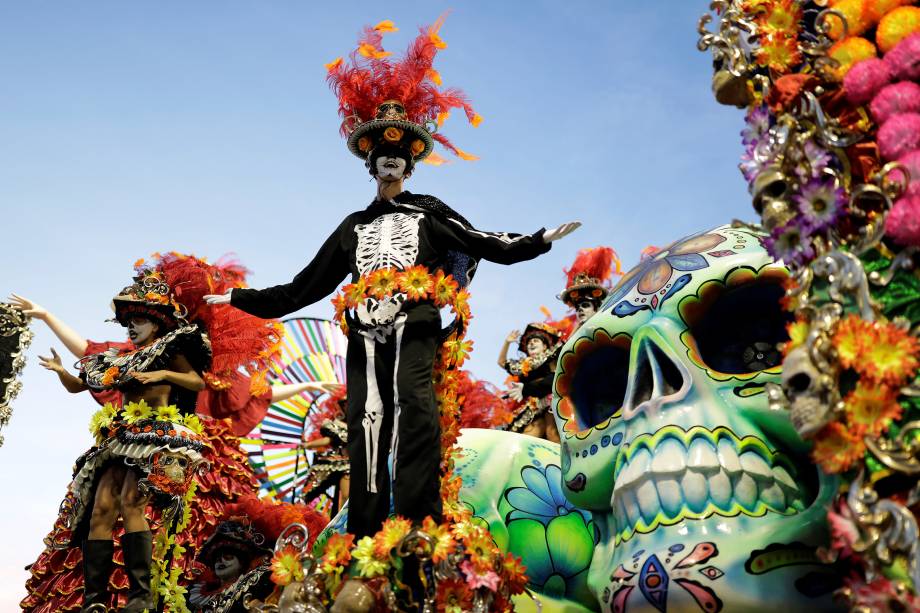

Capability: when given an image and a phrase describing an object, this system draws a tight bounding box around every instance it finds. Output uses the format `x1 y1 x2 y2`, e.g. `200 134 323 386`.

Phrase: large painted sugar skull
554 225 839 612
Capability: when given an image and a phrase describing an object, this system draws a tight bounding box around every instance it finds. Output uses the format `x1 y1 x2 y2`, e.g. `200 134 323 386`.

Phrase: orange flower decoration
101 366 120 387
144 291 169 304
432 271 459 307
410 139 426 157
860 321 920 386
422 516 457 563
833 314 866 369
358 136 373 152
755 33 802 72
812 422 865 474
442 338 473 368
366 268 398 299
270 545 305 586
844 383 902 437
783 318 810 356
501 552 528 594
398 266 434 301
757 0 803 36
451 288 471 322
321 532 355 572
373 516 413 558
343 277 368 308
435 577 473 613
383 127 404 143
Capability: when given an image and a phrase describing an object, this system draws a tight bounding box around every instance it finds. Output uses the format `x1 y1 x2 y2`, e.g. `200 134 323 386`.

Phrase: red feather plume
224 495 327 548
456 370 514 429
325 15 481 158
564 246 622 288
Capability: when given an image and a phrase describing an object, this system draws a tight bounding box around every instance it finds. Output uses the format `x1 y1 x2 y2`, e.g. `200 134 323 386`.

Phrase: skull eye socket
688 279 792 374
569 340 631 429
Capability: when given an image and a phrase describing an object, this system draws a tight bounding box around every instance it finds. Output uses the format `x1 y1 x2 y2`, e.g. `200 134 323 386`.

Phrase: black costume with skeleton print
231 192 550 537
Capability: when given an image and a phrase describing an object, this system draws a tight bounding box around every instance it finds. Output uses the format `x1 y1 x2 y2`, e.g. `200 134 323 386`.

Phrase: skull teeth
611 431 804 542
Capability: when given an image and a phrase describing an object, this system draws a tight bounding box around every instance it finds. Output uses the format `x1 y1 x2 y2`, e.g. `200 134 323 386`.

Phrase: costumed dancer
205 16 580 538
187 496 326 613
300 387 350 515
23 270 211 612
497 322 564 441
558 246 620 330
14 255 327 611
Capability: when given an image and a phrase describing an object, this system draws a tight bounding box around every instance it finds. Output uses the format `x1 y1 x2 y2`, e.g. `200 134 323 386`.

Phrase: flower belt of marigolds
88 400 206 444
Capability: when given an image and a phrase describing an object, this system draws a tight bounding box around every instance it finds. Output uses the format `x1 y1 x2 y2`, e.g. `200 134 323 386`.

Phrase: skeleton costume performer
558 246 619 331
22 255 280 613
228 18 556 538
503 323 563 433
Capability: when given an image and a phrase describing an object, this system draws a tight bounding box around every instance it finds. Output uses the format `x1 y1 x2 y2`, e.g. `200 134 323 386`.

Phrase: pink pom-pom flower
844 57 893 105
884 32 920 82
878 112 920 161
892 149 920 198
886 195 920 247
871 81 920 124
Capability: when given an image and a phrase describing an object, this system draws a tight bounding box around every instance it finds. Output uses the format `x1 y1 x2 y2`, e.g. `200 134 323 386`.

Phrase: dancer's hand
543 221 581 243
38 348 66 374
8 293 48 320
203 290 233 305
507 382 524 402
130 370 168 384
505 330 521 344
316 381 344 394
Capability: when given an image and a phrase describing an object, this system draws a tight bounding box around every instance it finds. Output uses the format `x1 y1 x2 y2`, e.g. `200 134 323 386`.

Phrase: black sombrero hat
346 100 435 162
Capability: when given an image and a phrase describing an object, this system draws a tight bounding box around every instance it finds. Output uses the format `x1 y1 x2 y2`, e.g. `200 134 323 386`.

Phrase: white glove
203 290 233 305
507 382 524 402
543 221 581 243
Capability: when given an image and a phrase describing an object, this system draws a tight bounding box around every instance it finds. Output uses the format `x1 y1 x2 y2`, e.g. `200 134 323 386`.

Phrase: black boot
81 539 113 612
121 530 154 612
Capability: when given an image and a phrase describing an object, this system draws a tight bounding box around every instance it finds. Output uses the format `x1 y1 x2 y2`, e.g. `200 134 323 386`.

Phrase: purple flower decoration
741 105 771 147
765 222 816 267
801 140 832 176
795 177 846 231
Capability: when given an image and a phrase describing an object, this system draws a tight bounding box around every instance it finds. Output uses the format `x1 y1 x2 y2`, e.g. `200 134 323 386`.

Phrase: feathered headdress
140 253 284 395
325 15 482 165
559 246 622 307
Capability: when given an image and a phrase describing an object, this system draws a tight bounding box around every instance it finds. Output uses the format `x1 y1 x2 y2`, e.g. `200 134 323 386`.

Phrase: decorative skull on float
553 224 840 612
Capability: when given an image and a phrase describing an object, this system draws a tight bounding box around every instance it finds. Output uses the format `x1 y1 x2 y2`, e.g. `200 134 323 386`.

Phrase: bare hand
9 293 48 320
204 290 233 305
505 330 521 344
543 221 581 243
316 381 344 394
38 348 66 374
129 370 168 384
507 382 524 402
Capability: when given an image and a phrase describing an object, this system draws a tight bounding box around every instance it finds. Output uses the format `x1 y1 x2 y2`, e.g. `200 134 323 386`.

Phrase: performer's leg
82 465 123 609
119 469 153 612
345 330 395 538
391 311 442 525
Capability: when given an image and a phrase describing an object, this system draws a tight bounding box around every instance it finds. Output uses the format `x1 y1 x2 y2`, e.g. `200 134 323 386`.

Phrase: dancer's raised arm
9 294 89 358
38 347 87 393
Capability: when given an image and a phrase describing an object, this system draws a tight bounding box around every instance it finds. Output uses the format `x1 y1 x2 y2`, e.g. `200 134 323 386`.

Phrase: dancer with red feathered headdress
13 254 335 612
205 15 581 540
558 246 622 329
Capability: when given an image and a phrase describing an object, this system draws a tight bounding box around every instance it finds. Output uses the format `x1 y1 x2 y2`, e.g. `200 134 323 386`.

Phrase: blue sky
0 1 751 603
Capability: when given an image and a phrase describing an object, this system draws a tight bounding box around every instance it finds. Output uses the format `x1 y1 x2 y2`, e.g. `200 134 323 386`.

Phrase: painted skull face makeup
127 316 158 346
575 299 598 323
214 552 243 582
526 336 547 357
375 155 408 181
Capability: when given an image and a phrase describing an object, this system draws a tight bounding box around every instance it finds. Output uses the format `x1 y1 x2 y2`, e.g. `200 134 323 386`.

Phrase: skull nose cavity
625 340 688 415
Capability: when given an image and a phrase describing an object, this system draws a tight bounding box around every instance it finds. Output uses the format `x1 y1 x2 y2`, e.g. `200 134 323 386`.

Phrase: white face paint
214 552 243 582
526 336 547 357
575 300 598 324
375 155 408 181
127 317 158 346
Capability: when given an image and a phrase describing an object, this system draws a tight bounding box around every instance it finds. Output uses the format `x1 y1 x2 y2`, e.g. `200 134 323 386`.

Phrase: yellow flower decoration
270 545 305 586
102 402 120 419
182 414 204 435
373 516 412 558
844 383 902 437
89 408 114 438
155 405 180 422
367 268 398 299
422 516 456 563
398 266 434 301
122 400 153 423
352 536 390 578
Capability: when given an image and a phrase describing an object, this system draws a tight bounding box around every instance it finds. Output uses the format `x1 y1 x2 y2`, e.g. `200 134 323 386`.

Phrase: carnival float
2 2 919 611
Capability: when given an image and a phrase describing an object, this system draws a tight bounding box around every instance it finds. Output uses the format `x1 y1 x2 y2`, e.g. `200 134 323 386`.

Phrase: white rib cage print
354 212 423 275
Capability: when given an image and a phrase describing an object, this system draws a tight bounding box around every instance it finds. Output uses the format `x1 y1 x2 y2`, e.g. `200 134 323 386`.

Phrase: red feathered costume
21 254 285 612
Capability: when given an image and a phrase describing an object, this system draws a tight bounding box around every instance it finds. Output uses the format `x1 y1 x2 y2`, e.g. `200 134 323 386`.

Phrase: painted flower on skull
604 233 736 317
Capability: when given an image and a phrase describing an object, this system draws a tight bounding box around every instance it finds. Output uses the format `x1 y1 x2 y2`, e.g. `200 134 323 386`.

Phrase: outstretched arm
271 381 343 403
38 348 88 393
497 330 520 369
10 294 89 358
428 216 581 265
205 218 351 318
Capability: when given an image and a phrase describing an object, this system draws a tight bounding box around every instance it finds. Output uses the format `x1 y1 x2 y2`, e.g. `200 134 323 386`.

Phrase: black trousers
345 303 443 539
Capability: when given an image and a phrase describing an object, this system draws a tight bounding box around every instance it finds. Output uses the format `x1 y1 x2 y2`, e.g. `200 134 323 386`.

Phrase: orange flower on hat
366 268 398 299
383 127 404 143
860 320 920 386
398 266 434 301
844 382 902 437
811 422 865 474
410 139 426 157
358 136 373 152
